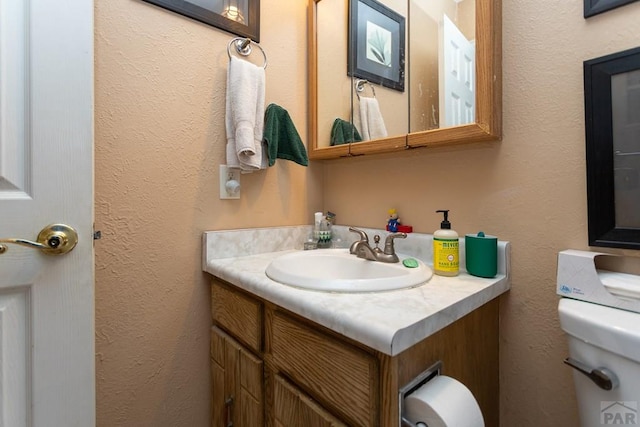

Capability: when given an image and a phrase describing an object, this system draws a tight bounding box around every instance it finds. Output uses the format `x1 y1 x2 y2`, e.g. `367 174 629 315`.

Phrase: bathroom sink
265 249 432 292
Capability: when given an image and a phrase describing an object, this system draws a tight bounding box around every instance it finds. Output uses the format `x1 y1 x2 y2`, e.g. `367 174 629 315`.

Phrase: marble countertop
203 225 511 356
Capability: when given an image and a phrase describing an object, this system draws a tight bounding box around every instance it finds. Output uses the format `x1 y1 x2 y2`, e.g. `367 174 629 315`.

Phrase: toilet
559 298 640 427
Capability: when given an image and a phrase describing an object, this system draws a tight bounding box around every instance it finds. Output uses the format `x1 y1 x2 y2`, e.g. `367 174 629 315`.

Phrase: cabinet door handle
563 357 619 391
224 396 234 427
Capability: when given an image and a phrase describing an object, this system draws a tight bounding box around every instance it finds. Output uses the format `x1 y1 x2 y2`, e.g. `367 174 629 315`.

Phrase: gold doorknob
0 224 78 256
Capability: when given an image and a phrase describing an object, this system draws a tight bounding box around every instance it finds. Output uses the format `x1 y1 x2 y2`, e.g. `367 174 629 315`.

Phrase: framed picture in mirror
142 0 260 41
585 46 640 250
584 0 639 18
348 0 405 92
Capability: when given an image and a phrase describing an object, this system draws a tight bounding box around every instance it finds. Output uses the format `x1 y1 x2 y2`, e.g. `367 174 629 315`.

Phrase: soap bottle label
433 238 459 272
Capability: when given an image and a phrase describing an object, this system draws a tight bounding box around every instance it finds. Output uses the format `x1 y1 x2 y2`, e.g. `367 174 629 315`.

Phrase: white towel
354 96 388 141
225 56 267 172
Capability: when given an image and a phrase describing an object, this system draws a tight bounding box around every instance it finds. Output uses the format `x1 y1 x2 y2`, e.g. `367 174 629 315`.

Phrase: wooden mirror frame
307 0 502 160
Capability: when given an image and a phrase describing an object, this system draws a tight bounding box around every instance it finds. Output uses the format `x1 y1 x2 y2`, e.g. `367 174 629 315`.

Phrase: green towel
263 104 308 167
330 118 362 145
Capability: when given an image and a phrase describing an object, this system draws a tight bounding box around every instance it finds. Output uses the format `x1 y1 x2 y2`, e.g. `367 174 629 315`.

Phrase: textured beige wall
323 1 640 426
95 0 640 425
94 0 320 425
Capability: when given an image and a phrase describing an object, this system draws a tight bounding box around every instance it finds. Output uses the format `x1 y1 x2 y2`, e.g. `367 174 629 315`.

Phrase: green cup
465 231 498 278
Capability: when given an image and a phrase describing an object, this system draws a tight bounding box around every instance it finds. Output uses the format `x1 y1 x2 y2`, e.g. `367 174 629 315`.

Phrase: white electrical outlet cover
219 165 240 199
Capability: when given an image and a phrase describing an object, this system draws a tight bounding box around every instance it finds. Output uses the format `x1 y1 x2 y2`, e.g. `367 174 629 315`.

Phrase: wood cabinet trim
211 279 263 354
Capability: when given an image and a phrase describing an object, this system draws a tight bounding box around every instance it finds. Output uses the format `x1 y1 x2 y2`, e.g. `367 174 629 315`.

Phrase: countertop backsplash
204 225 509 276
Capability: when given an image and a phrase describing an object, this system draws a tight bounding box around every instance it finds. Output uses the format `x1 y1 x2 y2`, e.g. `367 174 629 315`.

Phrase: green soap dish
402 258 419 268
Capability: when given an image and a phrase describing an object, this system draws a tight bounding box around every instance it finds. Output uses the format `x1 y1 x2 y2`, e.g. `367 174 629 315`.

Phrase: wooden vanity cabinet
210 278 499 427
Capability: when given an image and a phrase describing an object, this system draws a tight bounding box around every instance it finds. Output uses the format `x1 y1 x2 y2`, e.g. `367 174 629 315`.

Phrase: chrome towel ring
226 37 267 69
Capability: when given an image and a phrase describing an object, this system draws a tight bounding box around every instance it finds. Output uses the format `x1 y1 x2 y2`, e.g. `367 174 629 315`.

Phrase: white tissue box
557 249 640 314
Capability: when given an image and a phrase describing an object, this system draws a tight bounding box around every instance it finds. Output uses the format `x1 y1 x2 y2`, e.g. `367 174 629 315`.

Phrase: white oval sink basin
265 249 432 292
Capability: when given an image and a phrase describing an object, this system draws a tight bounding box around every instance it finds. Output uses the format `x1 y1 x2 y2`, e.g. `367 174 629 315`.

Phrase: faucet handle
348 227 369 242
383 232 407 255
348 227 369 255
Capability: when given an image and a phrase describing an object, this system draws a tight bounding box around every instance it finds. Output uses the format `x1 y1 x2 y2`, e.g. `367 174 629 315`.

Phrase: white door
0 0 94 425
439 14 476 127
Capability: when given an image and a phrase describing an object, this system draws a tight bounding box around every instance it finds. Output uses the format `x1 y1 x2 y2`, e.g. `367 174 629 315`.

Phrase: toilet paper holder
399 360 443 427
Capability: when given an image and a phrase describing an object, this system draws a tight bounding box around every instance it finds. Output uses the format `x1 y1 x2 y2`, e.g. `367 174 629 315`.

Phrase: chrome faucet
348 227 407 263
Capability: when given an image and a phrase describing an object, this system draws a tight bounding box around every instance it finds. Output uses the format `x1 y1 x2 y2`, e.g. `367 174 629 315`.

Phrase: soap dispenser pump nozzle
436 209 451 229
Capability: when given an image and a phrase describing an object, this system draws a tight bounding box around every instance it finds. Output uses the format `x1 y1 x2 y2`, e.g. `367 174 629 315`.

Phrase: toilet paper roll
404 375 484 427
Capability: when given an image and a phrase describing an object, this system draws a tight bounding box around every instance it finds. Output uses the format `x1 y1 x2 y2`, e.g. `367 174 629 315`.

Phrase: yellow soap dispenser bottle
433 209 459 276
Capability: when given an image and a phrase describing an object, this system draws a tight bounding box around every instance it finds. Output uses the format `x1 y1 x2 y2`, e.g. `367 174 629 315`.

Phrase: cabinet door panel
211 328 226 427
240 349 263 401
239 349 263 425
211 326 264 427
212 280 262 353
273 374 347 427
273 374 298 426
239 388 262 426
271 311 377 426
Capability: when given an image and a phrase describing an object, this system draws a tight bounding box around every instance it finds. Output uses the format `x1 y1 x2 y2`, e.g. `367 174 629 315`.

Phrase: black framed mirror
584 0 639 18
585 46 640 250
142 0 260 41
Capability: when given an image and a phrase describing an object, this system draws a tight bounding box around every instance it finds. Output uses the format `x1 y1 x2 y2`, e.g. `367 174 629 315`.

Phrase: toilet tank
559 298 640 427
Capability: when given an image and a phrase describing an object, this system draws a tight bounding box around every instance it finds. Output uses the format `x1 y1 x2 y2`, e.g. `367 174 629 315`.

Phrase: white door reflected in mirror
439 13 476 127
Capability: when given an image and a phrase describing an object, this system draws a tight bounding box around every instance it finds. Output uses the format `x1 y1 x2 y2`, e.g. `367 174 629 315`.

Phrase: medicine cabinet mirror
308 0 502 159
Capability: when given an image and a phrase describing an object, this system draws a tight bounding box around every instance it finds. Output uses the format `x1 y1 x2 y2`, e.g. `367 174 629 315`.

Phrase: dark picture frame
142 0 260 42
348 0 405 92
584 0 639 18
584 46 640 250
